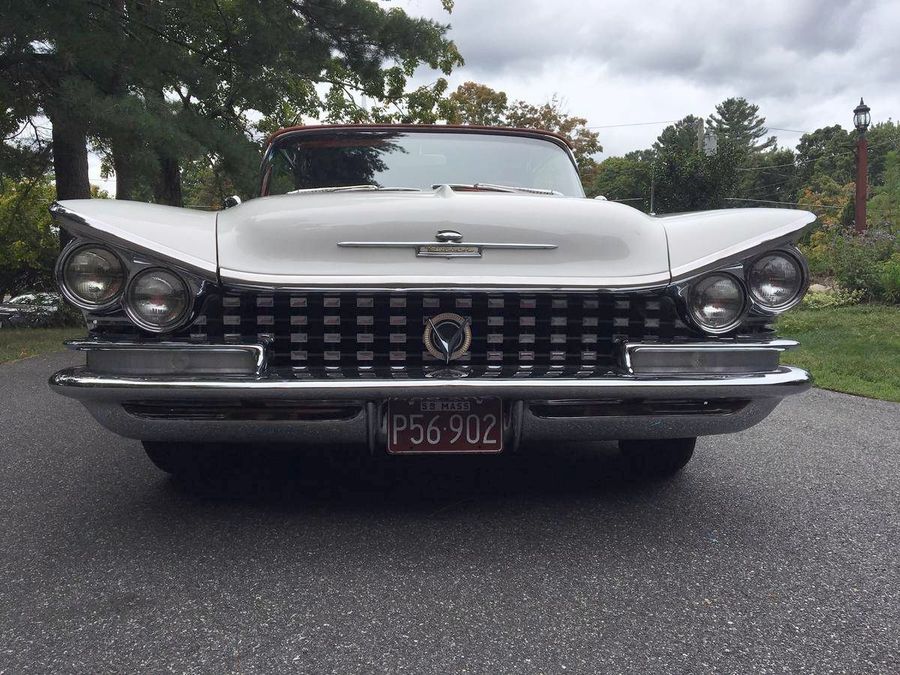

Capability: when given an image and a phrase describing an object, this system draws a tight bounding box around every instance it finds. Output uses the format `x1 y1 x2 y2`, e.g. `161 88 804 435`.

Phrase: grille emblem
423 313 472 364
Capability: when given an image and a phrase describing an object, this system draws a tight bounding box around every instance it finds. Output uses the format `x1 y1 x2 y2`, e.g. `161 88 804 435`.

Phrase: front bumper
50 339 811 447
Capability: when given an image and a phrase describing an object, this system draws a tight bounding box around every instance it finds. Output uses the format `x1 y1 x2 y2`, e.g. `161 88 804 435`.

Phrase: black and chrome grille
183 291 696 378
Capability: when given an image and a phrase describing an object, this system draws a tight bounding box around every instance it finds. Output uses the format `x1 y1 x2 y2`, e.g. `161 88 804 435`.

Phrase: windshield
262 130 584 197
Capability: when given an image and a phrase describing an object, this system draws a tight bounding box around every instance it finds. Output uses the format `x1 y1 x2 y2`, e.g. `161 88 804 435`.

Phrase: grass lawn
779 304 900 402
0 327 83 365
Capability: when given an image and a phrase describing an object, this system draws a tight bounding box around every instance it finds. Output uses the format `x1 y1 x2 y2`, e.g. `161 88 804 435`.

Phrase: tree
796 176 854 228
181 156 241 211
651 116 742 213
446 81 508 126
0 175 58 299
868 151 900 230
734 147 798 207
417 83 603 186
794 125 855 193
655 115 704 156
586 155 652 210
707 97 776 153
1 0 463 207
865 120 900 187
504 95 602 180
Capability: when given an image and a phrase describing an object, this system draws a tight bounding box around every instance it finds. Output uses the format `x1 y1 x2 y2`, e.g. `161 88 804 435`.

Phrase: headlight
748 252 804 310
61 246 125 308
124 268 190 332
688 273 746 333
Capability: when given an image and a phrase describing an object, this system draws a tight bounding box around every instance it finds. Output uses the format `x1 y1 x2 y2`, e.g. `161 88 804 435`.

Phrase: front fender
662 208 816 279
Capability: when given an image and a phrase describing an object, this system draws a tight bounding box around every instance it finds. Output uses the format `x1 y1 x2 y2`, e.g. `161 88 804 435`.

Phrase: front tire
142 441 219 476
618 437 696 478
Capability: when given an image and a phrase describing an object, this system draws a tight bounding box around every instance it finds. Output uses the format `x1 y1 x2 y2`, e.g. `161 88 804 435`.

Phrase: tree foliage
868 151 900 230
446 81 508 126
648 115 742 212
505 96 601 175
438 83 602 181
794 125 854 190
866 120 900 187
707 97 776 153
586 155 652 209
0 176 58 299
1 0 464 206
797 176 854 228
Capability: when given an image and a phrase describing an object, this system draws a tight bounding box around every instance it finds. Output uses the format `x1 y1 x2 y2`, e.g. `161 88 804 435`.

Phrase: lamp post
853 98 871 233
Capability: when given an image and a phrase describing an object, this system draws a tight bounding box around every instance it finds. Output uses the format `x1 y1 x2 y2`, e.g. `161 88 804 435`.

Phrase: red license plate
387 398 504 454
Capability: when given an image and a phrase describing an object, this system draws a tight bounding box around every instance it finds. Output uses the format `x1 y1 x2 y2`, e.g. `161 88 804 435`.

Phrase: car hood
216 189 671 289
52 194 815 291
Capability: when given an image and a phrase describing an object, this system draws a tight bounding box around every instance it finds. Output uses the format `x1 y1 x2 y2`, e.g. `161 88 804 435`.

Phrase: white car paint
54 199 218 274
54 192 815 289
662 208 816 279
216 188 671 289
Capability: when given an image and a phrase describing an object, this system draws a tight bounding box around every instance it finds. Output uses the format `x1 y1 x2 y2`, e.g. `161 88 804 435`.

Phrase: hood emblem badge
419 231 480 258
337 231 557 259
423 313 472 363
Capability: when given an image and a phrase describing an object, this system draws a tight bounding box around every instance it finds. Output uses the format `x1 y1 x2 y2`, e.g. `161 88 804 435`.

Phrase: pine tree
707 97 776 153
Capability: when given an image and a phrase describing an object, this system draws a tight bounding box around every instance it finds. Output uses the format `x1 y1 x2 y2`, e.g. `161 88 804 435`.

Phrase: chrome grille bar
193 291 692 378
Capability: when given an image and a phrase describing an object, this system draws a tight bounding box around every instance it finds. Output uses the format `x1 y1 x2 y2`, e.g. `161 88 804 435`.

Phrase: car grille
182 291 697 378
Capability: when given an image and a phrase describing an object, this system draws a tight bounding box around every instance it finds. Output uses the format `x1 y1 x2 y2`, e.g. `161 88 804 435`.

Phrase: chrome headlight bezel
123 267 193 333
685 271 749 335
745 249 808 314
55 243 126 311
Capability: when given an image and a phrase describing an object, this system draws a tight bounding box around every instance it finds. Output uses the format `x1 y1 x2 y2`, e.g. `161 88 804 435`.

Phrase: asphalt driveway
1 352 898 674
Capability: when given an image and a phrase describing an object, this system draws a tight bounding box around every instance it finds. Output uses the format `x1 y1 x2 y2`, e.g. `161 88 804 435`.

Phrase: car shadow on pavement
161 442 678 512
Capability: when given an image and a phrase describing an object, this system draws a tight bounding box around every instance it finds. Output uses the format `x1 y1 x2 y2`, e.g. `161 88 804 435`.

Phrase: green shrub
830 229 897 299
801 288 864 309
48 300 85 328
877 254 900 304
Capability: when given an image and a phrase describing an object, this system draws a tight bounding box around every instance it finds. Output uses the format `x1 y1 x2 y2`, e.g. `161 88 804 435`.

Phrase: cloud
404 0 900 155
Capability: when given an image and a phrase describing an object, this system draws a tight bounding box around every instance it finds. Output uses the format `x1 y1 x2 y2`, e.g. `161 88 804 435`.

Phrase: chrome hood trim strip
217 268 672 292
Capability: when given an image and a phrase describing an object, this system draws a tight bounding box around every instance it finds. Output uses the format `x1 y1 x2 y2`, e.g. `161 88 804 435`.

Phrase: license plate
387 398 503 454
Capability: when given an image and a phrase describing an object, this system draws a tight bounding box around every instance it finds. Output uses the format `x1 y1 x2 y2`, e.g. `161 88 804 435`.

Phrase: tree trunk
47 110 91 247
154 155 183 206
49 114 91 201
112 140 137 201
108 0 134 202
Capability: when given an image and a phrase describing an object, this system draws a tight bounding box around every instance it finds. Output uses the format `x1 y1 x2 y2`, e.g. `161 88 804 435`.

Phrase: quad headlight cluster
57 244 194 333
685 248 807 335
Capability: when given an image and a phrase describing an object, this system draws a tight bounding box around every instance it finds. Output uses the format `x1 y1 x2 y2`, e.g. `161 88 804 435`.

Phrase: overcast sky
89 0 899 194
401 0 899 156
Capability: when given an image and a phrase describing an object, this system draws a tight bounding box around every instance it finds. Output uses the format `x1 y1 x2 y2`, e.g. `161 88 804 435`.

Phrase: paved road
1 352 898 674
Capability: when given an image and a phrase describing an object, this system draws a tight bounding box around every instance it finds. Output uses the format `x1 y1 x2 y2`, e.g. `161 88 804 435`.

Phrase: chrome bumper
51 365 810 401
51 338 811 446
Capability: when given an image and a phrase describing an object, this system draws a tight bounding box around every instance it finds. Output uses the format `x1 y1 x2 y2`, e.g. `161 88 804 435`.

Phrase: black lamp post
853 98 871 233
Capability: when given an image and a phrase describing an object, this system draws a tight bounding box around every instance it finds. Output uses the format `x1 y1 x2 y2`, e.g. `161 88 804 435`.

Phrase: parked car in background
48 125 813 479
0 293 62 328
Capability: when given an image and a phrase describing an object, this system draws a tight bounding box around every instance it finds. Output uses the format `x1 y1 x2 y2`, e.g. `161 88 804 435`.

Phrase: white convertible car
49 124 813 478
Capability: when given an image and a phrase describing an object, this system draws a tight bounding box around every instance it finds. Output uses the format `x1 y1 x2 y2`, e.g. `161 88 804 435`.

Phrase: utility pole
853 98 871 233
